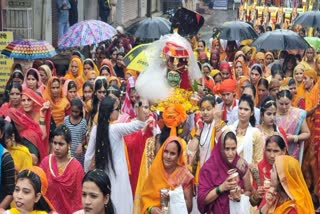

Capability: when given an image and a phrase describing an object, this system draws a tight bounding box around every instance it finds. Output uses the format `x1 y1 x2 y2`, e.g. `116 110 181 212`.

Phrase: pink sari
40 154 84 214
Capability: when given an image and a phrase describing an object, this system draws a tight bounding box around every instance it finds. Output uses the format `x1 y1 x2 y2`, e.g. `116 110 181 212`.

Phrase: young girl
82 81 94 121
64 80 78 103
64 98 87 165
0 169 53 213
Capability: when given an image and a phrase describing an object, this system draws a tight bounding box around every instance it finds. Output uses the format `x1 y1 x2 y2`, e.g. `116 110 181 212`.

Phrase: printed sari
197 130 249 214
276 107 306 163
139 136 193 213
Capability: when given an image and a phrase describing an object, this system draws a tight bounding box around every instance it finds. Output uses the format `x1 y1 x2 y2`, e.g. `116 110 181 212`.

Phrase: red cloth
124 127 152 196
219 61 233 79
40 155 84 214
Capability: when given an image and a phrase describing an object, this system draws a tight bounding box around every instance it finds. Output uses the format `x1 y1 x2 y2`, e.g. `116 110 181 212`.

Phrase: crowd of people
0 10 320 214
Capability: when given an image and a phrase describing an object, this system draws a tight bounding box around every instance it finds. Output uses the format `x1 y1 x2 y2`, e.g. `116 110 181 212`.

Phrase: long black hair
95 96 116 174
239 94 256 127
16 170 52 212
83 169 115 214
1 120 22 148
90 78 108 127
3 70 24 103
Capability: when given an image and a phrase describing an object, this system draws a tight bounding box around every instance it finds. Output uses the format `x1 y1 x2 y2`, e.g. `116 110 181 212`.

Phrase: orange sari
65 57 85 95
270 155 314 214
43 77 70 125
139 136 193 213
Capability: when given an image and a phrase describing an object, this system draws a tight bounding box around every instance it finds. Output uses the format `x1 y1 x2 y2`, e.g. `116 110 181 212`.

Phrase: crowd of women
0 23 319 214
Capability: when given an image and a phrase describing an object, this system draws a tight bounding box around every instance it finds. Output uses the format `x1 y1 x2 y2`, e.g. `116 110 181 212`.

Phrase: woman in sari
257 79 269 108
276 89 310 164
265 52 274 67
140 136 194 213
101 59 116 76
258 155 314 214
44 59 57 76
233 58 249 80
287 78 305 109
7 88 51 164
0 83 21 117
251 134 287 209
302 69 320 199
40 125 84 214
85 70 97 86
38 64 52 86
23 68 45 94
83 58 99 78
3 69 24 103
219 62 233 80
301 47 316 69
65 57 85 95
43 77 70 125
211 38 227 62
197 129 252 214
209 50 220 69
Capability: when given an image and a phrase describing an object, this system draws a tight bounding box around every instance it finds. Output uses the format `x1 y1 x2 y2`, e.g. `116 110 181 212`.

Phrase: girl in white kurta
84 95 149 214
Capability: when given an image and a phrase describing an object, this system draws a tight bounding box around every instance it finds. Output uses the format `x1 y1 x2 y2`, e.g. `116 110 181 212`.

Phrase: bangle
216 185 222 195
39 120 45 125
147 206 153 214
259 208 263 214
294 135 299 143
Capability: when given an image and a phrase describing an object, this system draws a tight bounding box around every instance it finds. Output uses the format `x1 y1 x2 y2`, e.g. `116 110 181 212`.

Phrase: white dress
84 120 145 214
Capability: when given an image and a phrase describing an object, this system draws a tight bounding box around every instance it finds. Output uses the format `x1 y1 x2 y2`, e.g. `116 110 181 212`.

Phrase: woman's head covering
271 155 314 213
197 129 248 213
219 61 233 79
44 59 57 76
62 79 79 98
83 58 100 77
234 58 249 76
28 166 55 210
265 52 274 61
210 69 221 78
43 77 64 103
66 57 84 79
38 64 52 82
303 68 317 83
125 69 137 78
101 59 116 76
140 136 190 213
23 68 44 92
250 63 263 76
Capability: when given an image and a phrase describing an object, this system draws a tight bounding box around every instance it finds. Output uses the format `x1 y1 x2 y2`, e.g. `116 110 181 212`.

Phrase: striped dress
64 116 87 165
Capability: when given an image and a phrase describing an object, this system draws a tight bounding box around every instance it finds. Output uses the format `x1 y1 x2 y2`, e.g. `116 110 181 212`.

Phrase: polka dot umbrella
1 39 57 60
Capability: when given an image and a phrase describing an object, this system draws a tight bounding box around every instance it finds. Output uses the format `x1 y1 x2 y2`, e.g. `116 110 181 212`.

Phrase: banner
0 32 13 94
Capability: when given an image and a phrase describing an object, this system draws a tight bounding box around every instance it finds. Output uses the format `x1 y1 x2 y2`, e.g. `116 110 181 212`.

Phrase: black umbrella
128 17 171 39
251 29 310 51
171 7 204 36
219 21 258 41
293 11 320 28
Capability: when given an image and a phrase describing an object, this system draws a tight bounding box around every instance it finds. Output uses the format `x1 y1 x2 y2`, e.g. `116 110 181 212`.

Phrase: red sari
7 88 51 162
40 154 84 214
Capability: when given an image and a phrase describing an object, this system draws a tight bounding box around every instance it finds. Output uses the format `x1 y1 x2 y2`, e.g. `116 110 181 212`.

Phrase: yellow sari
270 155 314 214
9 144 32 172
138 136 193 214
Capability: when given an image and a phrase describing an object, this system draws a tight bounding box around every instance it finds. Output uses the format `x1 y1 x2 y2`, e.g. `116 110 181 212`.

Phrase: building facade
0 0 164 47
